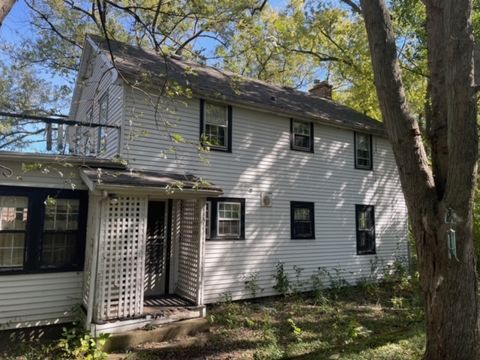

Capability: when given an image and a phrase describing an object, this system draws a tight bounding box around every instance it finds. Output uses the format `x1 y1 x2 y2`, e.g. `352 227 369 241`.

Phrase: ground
112 276 425 360
0 274 425 360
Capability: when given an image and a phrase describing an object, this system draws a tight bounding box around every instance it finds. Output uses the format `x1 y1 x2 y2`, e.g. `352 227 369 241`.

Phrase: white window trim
216 201 241 237
292 119 312 151
204 103 229 150
355 132 372 170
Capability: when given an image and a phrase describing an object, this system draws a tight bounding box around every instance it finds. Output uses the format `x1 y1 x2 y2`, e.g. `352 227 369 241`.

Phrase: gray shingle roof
88 35 384 135
80 167 223 193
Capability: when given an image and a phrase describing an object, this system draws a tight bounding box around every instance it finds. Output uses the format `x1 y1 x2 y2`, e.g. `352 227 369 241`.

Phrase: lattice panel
176 200 200 303
95 196 147 321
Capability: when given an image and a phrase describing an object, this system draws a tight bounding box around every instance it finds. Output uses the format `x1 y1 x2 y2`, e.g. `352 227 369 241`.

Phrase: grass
0 274 425 360
119 277 426 360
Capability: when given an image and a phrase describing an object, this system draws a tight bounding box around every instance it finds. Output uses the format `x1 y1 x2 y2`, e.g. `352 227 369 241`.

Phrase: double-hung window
354 132 373 170
0 187 87 274
356 205 375 255
98 93 108 154
205 197 245 240
42 199 81 268
290 201 315 239
0 197 28 270
291 119 314 152
200 100 232 152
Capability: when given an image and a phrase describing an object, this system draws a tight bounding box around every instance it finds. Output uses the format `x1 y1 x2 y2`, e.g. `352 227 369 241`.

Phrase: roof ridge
86 35 384 135
88 34 334 102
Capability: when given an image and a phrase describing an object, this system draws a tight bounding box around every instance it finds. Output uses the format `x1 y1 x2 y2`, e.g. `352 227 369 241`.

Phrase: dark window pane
0 233 25 268
292 120 312 150
294 135 310 149
356 205 375 254
44 199 80 231
294 221 312 237
356 133 372 169
206 124 226 147
291 202 315 239
0 196 28 230
41 233 77 268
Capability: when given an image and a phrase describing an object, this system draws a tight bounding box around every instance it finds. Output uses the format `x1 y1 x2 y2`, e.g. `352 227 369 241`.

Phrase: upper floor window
291 119 314 153
354 132 373 170
290 201 315 239
98 93 109 154
356 205 375 255
0 187 88 274
205 197 245 240
200 100 232 152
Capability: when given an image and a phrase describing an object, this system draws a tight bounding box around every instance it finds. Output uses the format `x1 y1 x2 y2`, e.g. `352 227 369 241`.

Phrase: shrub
56 326 109 360
273 262 290 296
244 272 263 298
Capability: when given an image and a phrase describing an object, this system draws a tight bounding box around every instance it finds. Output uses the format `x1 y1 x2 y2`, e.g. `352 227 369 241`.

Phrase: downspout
85 195 103 335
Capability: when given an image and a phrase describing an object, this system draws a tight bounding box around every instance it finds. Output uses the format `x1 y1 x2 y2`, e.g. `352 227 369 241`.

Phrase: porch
80 168 222 335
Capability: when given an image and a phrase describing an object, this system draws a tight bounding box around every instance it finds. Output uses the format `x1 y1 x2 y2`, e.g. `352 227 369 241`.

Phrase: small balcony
0 112 121 158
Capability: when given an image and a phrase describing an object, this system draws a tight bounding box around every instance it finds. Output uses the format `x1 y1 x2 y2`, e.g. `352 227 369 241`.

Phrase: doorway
144 201 169 297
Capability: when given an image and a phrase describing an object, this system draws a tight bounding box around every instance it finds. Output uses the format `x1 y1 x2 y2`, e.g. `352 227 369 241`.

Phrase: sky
0 0 291 117
0 0 327 118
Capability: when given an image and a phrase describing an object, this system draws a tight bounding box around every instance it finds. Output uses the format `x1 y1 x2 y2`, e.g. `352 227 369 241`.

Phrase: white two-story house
0 35 408 334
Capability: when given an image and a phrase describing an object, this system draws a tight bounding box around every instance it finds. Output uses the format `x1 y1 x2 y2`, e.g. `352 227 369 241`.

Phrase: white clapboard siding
0 272 83 329
70 45 123 158
0 161 86 190
121 89 408 303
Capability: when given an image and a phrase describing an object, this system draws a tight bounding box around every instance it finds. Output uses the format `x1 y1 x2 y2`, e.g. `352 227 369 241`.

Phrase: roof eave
0 152 126 168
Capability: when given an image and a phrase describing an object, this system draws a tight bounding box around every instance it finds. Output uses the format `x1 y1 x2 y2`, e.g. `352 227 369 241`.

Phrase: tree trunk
360 0 480 358
413 208 479 359
0 0 16 27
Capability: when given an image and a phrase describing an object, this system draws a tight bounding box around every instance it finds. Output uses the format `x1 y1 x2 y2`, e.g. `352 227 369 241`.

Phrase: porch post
195 198 206 306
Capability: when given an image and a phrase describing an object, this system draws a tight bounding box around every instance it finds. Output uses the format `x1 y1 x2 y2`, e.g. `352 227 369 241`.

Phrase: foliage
244 271 263 298
272 261 290 296
208 292 250 329
118 278 425 360
56 326 109 360
310 266 328 302
1 324 109 360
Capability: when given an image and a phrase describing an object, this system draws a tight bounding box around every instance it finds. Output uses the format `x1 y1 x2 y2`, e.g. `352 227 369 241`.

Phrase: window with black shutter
354 132 373 170
290 202 315 239
291 119 314 153
200 100 233 152
356 205 375 255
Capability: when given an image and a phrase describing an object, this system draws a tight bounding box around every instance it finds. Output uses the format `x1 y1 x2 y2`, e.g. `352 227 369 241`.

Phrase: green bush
273 262 290 296
56 326 109 360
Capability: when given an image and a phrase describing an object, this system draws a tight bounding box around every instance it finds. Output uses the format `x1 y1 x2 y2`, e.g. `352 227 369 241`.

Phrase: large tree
361 0 479 358
3 1 480 357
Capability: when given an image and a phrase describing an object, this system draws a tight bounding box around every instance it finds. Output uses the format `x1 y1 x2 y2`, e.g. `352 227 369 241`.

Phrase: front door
144 201 168 297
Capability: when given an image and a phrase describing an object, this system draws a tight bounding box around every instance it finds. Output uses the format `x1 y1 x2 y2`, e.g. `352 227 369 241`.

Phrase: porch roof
79 167 223 197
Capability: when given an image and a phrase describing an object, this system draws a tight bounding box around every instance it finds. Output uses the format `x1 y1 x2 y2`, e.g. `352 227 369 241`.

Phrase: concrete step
103 317 209 353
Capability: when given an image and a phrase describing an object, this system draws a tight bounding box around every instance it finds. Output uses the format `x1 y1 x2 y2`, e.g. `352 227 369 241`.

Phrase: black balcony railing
0 111 121 156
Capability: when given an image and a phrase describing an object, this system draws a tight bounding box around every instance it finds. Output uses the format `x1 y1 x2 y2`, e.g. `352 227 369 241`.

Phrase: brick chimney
308 80 333 99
